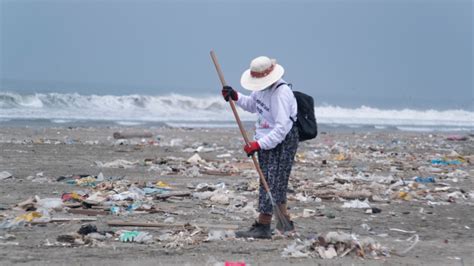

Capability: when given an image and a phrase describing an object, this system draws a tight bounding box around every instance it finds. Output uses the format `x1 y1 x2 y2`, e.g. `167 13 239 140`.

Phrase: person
221 56 298 239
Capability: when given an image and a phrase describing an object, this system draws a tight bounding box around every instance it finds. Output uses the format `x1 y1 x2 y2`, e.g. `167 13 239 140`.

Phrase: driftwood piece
113 131 153 139
312 189 372 200
154 192 191 200
107 220 238 230
200 170 238 176
63 203 83 208
67 209 109 216
31 217 97 224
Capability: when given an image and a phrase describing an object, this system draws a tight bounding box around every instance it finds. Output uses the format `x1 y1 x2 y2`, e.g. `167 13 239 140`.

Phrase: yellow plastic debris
334 153 346 161
69 192 83 201
76 176 96 186
397 191 412 201
295 153 305 162
156 181 172 189
14 211 42 222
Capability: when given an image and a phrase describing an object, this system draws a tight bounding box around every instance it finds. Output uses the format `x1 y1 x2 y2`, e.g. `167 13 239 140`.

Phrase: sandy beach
0 125 473 265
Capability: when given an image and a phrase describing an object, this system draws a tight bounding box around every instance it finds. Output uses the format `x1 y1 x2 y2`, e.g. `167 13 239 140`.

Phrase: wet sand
0 126 473 265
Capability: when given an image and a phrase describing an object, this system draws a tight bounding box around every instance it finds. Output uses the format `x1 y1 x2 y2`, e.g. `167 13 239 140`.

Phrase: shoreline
0 119 473 134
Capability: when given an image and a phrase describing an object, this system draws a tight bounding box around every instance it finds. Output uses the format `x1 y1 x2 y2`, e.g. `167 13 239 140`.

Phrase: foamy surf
0 92 472 131
115 121 146 126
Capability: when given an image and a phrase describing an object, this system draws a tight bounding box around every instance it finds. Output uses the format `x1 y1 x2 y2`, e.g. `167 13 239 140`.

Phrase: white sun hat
240 56 285 91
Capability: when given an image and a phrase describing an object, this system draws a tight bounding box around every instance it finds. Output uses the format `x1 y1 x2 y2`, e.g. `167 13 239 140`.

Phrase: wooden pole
210 50 272 195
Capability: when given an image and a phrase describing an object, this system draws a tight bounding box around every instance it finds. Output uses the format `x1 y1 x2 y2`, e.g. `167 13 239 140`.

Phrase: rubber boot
235 221 271 239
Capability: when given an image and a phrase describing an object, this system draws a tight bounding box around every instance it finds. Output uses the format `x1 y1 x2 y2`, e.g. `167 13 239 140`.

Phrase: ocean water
0 92 473 132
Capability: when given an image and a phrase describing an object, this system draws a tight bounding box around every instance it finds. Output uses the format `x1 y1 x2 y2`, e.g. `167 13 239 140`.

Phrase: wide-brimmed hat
240 56 285 91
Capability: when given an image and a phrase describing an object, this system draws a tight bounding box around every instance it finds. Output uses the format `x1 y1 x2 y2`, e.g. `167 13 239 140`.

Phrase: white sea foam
396 126 473 132
116 121 146 126
0 92 473 130
51 119 72 123
316 105 473 127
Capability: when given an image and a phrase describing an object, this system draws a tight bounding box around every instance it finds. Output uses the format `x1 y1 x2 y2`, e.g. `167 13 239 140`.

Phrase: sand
0 126 473 265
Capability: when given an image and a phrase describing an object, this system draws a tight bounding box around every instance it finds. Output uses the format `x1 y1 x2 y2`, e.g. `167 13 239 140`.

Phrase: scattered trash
282 231 390 259
0 128 471 262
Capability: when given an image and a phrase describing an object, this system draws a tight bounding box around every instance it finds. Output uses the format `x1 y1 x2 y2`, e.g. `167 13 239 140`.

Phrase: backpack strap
275 83 297 123
276 83 292 89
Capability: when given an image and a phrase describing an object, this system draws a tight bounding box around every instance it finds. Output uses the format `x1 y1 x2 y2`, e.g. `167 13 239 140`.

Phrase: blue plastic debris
414 176 436 183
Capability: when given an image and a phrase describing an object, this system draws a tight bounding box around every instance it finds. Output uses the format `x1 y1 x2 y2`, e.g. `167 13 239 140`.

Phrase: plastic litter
302 209 316 218
342 199 371 209
210 194 230 205
316 246 338 259
15 212 43 222
110 206 122 215
119 230 153 244
281 239 311 258
187 154 205 164
76 176 98 186
431 159 462 166
61 192 86 202
156 181 172 189
184 166 201 177
414 176 436 183
395 191 412 201
206 230 235 241
36 198 63 211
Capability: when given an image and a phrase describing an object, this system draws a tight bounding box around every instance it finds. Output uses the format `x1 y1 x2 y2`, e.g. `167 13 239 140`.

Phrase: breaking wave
0 92 473 129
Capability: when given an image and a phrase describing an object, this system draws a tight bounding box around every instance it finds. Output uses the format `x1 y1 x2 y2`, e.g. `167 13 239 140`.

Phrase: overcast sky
1 0 472 109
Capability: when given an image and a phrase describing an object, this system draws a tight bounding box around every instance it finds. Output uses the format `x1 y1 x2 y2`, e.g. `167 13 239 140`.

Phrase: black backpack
276 83 318 141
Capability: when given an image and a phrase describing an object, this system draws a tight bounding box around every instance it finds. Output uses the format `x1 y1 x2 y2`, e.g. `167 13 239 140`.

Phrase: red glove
222 86 238 102
243 141 260 157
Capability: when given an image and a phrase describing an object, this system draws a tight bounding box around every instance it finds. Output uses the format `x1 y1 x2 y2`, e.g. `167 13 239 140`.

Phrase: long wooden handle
210 50 271 195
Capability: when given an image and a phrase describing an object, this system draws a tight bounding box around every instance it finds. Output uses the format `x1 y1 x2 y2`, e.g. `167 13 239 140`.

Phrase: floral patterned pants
257 125 299 214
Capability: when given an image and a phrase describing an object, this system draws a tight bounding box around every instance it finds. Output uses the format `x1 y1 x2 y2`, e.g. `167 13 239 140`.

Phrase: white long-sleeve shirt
236 79 297 150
